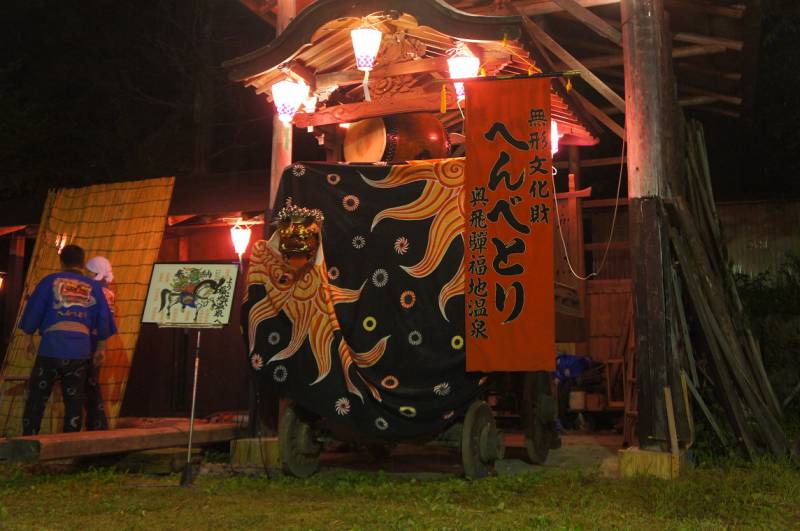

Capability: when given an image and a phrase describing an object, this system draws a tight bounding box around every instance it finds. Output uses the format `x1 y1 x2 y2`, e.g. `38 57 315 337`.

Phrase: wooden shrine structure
224 0 784 462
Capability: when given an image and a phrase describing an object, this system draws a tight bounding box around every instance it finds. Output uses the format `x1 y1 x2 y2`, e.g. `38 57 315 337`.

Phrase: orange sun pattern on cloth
361 158 465 321
245 238 389 402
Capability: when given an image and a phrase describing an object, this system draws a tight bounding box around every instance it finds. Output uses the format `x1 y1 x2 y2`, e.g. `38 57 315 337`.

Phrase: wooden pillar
566 146 587 353
621 0 672 447
260 1 297 436
267 0 297 225
3 234 26 346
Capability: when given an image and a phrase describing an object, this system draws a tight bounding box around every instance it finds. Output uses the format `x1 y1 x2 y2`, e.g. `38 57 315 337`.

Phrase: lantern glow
447 46 480 102
551 120 563 156
230 221 252 258
350 26 382 72
271 79 309 124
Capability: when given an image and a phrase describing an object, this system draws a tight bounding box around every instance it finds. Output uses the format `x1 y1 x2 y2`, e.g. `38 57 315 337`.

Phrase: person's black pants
22 356 88 436
84 362 109 430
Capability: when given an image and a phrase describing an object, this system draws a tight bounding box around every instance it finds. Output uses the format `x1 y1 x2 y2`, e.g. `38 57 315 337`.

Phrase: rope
551 134 626 281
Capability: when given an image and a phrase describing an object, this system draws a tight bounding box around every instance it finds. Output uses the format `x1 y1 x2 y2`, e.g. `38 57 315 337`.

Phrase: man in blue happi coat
19 244 116 435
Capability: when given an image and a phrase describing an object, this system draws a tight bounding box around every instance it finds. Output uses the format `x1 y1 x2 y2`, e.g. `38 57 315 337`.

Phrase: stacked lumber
665 119 787 458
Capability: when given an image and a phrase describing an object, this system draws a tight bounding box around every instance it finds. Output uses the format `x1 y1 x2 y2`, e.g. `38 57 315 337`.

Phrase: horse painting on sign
159 277 227 321
142 264 238 327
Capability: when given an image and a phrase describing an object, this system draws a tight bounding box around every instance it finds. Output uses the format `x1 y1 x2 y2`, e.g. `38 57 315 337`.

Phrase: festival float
225 0 599 478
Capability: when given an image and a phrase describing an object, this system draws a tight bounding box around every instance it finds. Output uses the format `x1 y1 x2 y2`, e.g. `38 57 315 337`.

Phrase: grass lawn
1 460 799 530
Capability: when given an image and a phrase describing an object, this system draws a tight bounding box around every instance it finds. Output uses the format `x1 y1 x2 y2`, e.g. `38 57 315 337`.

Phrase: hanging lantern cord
363 70 371 102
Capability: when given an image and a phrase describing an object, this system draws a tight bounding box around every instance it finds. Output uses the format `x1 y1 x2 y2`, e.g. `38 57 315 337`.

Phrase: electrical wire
551 134 626 281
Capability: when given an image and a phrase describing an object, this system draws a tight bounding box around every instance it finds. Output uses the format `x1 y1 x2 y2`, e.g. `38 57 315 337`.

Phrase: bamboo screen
0 177 174 436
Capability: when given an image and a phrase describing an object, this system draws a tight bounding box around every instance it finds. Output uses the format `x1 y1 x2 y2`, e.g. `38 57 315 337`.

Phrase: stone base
618 447 688 480
230 437 280 471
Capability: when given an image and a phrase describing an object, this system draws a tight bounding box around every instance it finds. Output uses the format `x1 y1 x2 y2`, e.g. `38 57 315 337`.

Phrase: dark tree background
752 0 800 198
0 0 279 200
0 0 798 200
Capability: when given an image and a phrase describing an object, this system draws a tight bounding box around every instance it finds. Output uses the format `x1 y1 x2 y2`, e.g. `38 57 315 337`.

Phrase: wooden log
518 14 625 112
581 45 727 69
551 0 622 45
680 372 695 447
669 211 787 457
4 421 242 462
671 198 785 447
669 229 756 457
683 370 729 449
670 265 698 387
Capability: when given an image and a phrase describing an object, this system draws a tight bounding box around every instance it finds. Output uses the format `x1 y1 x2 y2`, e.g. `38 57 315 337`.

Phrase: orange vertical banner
464 77 555 372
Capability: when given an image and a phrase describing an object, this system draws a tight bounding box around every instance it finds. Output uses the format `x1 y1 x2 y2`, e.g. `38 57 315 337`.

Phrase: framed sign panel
142 263 239 328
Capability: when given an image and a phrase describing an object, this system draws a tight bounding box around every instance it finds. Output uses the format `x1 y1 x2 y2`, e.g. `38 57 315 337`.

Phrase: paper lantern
230 221 252 258
350 26 382 71
271 79 309 124
447 48 480 102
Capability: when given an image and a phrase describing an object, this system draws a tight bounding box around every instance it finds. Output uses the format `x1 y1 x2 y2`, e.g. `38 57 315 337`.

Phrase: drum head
344 118 387 163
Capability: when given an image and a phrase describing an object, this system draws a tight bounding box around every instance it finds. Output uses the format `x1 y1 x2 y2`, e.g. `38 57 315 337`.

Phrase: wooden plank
4 421 242 462
584 197 629 208
293 88 457 127
676 62 741 82
673 32 742 52
517 14 625 112
683 371 729 448
582 44 727 69
680 86 742 106
664 0 746 18
551 0 622 45
457 0 620 16
664 387 680 458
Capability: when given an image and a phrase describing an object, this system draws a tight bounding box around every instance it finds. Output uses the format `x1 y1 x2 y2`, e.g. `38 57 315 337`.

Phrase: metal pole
181 329 201 486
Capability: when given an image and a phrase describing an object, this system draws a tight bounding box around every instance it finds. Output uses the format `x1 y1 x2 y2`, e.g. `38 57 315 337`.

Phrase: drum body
343 112 448 162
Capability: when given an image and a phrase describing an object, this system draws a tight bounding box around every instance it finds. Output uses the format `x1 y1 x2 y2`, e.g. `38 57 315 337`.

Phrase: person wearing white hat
84 256 116 430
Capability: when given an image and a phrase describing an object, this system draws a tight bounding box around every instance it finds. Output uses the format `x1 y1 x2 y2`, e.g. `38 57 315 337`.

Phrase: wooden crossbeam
517 13 626 112
676 63 741 82
293 88 460 127
457 0 621 16
551 0 622 45
673 32 743 52
315 56 450 90
581 44 727 69
554 156 624 169
663 0 745 19
458 0 744 19
679 85 742 106
552 12 743 52
571 90 624 139
602 95 721 115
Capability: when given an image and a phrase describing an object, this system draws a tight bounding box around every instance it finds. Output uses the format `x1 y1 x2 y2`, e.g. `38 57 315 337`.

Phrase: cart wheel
278 403 321 478
461 400 505 479
524 371 558 465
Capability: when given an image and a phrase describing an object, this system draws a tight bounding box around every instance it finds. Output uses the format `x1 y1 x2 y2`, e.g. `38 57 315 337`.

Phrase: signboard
142 263 238 328
464 77 555 371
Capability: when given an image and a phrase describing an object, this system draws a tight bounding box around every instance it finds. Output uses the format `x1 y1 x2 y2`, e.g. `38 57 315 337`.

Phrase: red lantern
230 220 253 259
